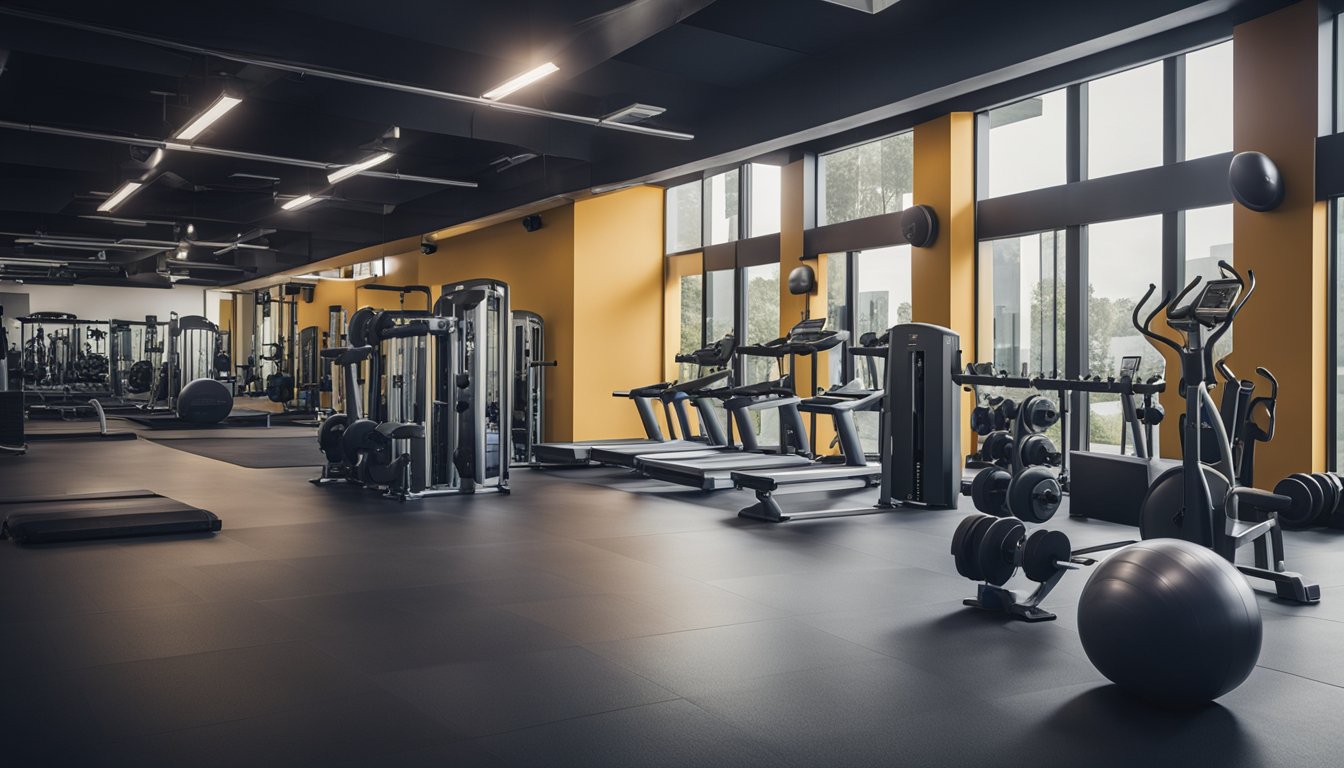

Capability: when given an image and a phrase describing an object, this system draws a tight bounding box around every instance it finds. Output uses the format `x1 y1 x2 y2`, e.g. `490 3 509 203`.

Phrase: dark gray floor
4 427 1344 767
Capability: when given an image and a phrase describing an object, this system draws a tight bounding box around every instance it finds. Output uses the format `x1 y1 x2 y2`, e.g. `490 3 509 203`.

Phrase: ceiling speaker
901 205 938 248
522 215 543 232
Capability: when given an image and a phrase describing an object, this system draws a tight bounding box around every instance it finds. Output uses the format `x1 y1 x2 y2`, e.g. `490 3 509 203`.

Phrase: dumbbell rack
955 369 1168 493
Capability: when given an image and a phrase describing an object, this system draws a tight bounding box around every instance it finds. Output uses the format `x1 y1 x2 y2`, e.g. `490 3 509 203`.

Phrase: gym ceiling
0 0 1292 288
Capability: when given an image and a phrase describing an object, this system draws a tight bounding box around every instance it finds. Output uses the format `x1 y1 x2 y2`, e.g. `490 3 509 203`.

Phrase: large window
742 262 781 441
1184 42 1233 160
706 170 740 246
1336 200 1344 468
825 253 849 387
1086 216 1163 452
677 271 704 380
748 164 782 237
818 132 914 226
984 89 1068 197
704 268 735 349
1185 204 1235 364
666 181 702 253
854 246 913 341
1086 62 1164 179
977 231 1066 377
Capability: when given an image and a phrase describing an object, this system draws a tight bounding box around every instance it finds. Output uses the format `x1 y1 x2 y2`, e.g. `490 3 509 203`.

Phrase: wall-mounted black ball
900 204 939 248
1228 151 1284 212
787 265 816 295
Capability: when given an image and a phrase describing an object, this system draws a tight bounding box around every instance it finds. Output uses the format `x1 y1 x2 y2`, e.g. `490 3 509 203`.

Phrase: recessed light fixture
601 103 666 125
97 181 145 212
173 92 243 142
482 62 558 101
281 194 318 211
175 244 189 260
327 151 394 184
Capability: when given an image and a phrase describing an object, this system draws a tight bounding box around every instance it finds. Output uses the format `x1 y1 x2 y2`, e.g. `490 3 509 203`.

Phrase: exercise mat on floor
117 408 275 429
145 435 325 468
0 490 221 544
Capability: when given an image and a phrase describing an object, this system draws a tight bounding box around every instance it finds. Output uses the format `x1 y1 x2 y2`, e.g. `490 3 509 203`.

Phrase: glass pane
703 268 735 440
818 132 914 225
1087 62 1164 179
742 263 781 442
853 245 912 453
748 164 782 237
825 252 849 387
1337 199 1344 468
665 181 702 253
985 89 1068 197
706 169 740 245
1184 41 1233 160
1185 204 1234 363
1086 215 1164 452
678 272 703 380
976 231 1066 377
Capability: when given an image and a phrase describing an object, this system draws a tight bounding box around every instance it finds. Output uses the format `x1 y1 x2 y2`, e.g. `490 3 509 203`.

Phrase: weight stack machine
879 323 961 509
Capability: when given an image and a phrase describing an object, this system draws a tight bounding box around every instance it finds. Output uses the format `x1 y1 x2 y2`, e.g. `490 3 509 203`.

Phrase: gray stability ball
1078 539 1262 708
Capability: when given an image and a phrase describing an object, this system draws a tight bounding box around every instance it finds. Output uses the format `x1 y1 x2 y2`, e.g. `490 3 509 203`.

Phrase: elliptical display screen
1193 279 1241 322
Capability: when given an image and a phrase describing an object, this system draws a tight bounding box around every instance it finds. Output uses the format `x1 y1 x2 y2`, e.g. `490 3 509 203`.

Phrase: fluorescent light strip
281 194 318 211
97 181 144 212
327 151 394 184
482 62 558 101
173 93 243 142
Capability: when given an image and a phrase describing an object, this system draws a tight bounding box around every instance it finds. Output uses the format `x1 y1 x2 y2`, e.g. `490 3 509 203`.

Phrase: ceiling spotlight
327 152 394 184
186 223 196 237
173 91 243 142
281 194 319 211
175 245 189 260
97 181 145 212
482 62 558 101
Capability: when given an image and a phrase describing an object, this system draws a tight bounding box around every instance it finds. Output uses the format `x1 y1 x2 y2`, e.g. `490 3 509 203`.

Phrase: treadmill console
1192 278 1241 324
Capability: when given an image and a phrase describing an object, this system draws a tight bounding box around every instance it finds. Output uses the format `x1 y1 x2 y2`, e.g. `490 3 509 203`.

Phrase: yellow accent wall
418 206 577 441
1228 0 1328 482
572 186 667 441
913 112 978 449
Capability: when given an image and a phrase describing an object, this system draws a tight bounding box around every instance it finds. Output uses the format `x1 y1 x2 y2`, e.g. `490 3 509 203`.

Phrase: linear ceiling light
482 62 558 101
96 181 144 212
173 92 243 142
327 151 394 184
281 194 318 211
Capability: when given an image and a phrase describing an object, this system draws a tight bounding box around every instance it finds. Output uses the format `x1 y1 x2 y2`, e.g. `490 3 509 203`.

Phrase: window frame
975 41 1236 450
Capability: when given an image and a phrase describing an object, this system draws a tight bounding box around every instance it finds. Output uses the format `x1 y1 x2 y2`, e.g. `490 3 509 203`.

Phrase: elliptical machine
1132 261 1318 604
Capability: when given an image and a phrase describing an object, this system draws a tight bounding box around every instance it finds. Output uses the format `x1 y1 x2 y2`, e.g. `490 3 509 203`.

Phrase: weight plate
1311 472 1341 526
951 513 993 580
971 468 1011 516
981 431 1012 464
976 517 1026 587
960 515 999 582
1009 466 1061 523
1273 477 1318 529
339 418 379 468
1018 434 1058 467
1021 529 1071 583
970 407 995 437
126 360 155 394
346 307 377 348
1288 473 1326 526
1020 397 1059 431
318 414 349 462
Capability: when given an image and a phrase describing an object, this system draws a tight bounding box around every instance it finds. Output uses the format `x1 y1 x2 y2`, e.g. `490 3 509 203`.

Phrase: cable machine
511 310 554 465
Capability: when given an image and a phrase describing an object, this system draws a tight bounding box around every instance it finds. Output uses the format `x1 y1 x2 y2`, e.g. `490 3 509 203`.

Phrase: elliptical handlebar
1132 284 1182 356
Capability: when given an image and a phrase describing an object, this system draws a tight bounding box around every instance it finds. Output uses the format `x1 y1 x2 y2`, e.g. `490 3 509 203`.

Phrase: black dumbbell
1007 466 1061 524
970 467 1011 516
1273 473 1325 529
951 514 1074 587
980 431 1013 465
1017 433 1060 467
1019 397 1059 431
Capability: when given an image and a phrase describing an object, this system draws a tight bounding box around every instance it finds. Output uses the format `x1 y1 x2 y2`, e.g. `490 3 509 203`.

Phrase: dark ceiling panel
615 23 807 88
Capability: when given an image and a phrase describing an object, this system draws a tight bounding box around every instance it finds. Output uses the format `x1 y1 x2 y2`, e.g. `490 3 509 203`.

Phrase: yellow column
913 112 978 448
1230 0 1328 483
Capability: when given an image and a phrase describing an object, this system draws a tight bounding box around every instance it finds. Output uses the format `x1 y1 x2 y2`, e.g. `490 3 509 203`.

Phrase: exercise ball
1078 539 1261 708
176 378 232 425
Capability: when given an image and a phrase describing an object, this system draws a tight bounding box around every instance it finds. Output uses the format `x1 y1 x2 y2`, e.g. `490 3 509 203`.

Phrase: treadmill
531 334 736 466
731 331 890 520
635 318 848 490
